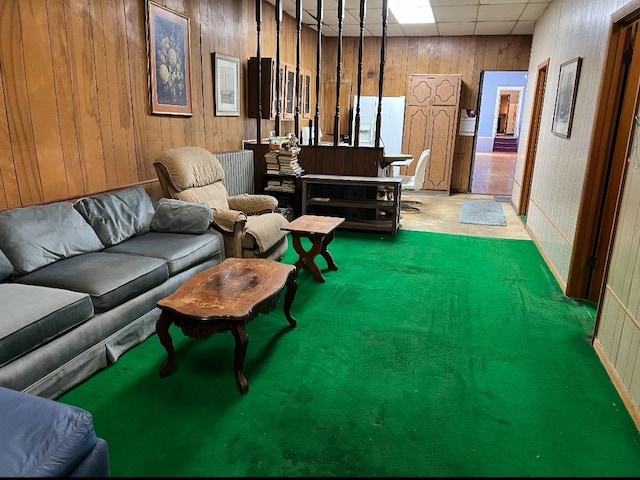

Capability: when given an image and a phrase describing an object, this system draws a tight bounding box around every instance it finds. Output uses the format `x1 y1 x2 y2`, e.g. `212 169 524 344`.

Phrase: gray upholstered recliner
154 146 289 260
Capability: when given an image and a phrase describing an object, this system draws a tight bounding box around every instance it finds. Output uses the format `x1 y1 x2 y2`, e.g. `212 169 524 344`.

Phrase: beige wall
514 0 639 426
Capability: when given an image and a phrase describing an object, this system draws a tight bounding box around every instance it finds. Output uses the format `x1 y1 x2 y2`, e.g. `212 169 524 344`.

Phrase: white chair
401 149 430 191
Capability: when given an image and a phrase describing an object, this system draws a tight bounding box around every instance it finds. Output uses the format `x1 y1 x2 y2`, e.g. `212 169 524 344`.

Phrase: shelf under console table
301 174 402 236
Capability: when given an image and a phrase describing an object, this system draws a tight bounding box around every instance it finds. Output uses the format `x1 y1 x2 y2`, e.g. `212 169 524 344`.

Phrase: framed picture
212 53 240 116
551 57 582 138
147 1 192 116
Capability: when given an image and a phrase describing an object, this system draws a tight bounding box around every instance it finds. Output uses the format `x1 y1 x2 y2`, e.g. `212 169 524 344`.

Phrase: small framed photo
551 57 582 138
146 1 192 116
212 53 240 117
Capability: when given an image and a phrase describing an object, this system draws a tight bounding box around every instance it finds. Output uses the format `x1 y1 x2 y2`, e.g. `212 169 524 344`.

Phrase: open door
567 18 640 300
519 59 549 217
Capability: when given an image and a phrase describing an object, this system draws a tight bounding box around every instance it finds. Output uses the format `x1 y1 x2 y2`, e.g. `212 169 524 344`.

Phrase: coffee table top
281 215 345 235
157 258 295 321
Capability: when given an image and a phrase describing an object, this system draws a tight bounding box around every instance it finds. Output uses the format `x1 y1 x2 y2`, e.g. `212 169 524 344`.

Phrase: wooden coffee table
281 214 345 283
155 258 297 394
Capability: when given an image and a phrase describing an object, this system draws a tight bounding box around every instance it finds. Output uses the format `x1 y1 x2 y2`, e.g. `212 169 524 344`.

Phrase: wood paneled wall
0 0 317 209
0 0 531 209
320 35 532 193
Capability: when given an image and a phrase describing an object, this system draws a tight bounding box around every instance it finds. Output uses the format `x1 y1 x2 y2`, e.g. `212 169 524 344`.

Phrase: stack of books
264 147 303 176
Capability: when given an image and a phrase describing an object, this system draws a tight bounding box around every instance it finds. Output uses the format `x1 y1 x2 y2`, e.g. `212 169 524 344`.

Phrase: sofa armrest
228 193 278 214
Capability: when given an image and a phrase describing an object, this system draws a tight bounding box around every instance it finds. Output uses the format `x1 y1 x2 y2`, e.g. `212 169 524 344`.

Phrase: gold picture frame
146 1 192 116
551 57 582 138
212 53 240 117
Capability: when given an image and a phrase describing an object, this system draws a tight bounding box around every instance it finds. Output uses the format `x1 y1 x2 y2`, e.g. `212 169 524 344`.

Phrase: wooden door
426 106 458 192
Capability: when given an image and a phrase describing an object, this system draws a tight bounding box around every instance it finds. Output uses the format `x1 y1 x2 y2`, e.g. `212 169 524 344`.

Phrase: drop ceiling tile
438 22 476 36
478 4 525 21
474 21 516 34
521 3 550 21
480 0 525 4
433 6 478 22
365 23 407 37
400 23 439 37
511 21 535 34
430 0 480 5
345 0 383 8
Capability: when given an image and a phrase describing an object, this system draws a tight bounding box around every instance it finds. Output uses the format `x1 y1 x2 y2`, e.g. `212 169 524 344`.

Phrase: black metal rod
375 0 388 149
354 0 367 147
314 0 323 146
333 0 344 145
256 0 262 144
295 0 302 139
275 0 282 136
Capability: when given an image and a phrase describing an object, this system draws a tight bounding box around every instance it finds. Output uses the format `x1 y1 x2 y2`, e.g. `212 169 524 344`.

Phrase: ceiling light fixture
388 0 435 25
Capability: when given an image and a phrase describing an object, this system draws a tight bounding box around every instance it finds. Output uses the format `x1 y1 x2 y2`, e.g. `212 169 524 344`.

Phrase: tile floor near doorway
399 191 530 241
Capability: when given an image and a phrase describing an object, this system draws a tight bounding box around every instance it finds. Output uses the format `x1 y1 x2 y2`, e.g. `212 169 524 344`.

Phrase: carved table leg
292 233 326 282
283 273 298 327
156 311 175 378
231 323 249 394
319 230 339 271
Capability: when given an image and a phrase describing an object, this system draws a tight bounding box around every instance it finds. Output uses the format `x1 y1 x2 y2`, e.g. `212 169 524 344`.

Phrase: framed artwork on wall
551 57 582 138
212 53 240 116
147 1 192 116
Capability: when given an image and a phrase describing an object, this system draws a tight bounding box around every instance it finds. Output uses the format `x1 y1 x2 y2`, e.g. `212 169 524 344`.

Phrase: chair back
412 149 430 190
154 147 230 210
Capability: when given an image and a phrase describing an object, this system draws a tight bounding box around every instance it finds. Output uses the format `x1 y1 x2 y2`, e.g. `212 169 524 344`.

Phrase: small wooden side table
281 214 345 283
155 258 297 394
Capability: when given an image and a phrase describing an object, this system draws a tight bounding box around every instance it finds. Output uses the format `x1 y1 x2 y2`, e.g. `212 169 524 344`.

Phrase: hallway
470 151 517 196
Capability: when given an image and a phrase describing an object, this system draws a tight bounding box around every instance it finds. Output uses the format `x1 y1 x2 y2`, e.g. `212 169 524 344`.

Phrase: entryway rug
494 195 511 203
459 200 507 226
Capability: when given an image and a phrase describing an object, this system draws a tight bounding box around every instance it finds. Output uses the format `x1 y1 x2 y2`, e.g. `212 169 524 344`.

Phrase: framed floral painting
147 1 192 116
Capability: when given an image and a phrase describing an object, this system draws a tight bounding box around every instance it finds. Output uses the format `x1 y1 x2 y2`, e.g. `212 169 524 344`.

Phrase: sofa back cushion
74 186 155 247
0 249 14 281
150 198 213 234
0 203 104 275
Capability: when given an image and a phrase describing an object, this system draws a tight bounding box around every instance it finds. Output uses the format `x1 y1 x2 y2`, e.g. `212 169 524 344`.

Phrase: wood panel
0 0 528 209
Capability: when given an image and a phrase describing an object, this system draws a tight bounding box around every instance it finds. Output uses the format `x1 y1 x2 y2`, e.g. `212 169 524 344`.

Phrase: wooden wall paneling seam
125 0 151 184
25 0 70 201
0 63 17 210
45 1 85 199
92 0 119 190
68 0 109 194
111 0 138 185
4 0 42 205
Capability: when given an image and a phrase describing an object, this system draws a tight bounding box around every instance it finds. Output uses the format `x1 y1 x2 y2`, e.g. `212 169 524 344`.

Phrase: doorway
470 71 528 196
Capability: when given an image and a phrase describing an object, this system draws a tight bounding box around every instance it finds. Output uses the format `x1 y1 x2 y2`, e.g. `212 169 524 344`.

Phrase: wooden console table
155 258 297 394
301 174 402 235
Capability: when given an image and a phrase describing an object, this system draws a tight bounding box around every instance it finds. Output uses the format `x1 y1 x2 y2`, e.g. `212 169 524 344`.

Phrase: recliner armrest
228 193 278 214
211 208 247 233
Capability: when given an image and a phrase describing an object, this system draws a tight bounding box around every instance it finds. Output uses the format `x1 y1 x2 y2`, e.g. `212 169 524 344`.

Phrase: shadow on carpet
459 200 506 226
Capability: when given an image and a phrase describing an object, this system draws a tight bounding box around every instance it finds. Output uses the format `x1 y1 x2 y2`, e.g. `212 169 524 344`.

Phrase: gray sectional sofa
0 186 225 399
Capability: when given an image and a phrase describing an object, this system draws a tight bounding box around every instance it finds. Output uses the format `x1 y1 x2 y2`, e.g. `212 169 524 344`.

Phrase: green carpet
60 230 640 477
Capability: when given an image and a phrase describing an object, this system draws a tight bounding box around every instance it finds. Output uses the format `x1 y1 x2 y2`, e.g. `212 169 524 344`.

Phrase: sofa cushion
0 386 100 477
0 203 104 275
105 230 223 276
150 198 213 235
0 284 94 367
74 186 155 247
16 252 168 313
0 249 14 281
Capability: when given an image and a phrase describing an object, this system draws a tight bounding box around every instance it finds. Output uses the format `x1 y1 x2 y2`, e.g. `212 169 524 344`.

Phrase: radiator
214 150 255 196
